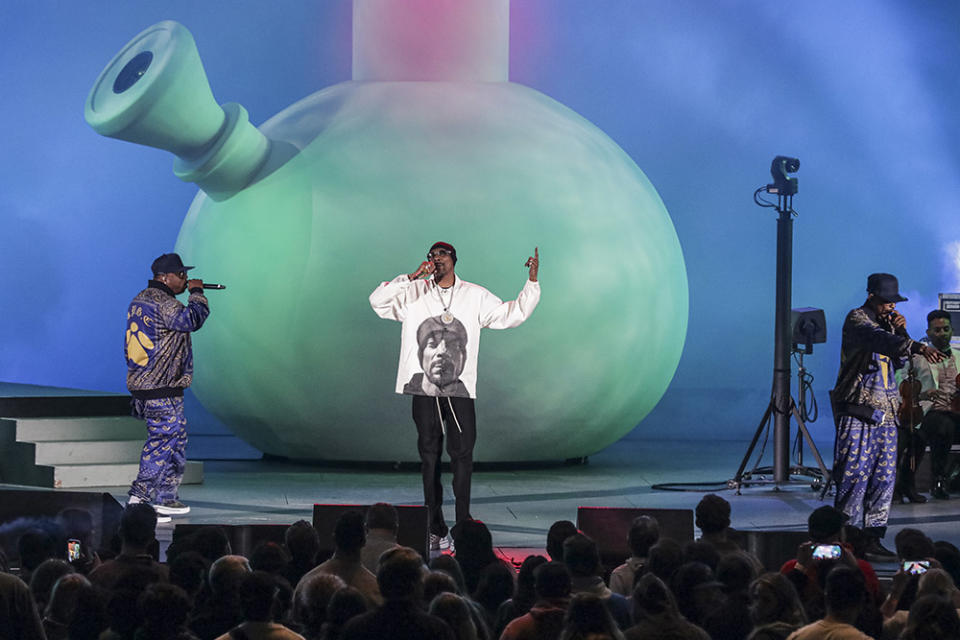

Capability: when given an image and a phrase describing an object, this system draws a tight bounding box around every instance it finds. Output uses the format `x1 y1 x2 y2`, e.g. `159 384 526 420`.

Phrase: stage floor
63 435 960 558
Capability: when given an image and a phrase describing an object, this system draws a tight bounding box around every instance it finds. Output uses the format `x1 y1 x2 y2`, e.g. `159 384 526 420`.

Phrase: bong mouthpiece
85 20 270 201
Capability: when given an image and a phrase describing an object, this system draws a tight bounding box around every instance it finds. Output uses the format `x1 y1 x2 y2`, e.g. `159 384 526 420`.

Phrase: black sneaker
155 500 191 515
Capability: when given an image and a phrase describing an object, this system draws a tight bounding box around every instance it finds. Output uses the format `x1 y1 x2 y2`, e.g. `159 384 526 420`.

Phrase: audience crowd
2 495 960 640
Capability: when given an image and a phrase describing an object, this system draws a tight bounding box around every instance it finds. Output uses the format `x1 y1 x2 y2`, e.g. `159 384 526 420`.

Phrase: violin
898 367 924 428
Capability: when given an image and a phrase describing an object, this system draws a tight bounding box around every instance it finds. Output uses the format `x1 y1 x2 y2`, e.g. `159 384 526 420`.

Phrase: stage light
791 307 826 355
767 155 799 196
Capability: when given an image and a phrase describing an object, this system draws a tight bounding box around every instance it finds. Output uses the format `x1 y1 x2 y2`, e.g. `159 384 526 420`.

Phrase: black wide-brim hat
866 273 907 303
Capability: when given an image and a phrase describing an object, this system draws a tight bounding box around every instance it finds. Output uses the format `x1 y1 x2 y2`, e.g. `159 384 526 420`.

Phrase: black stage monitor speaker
172 523 288 559
576 506 694 568
0 489 123 566
739 529 810 572
313 504 429 561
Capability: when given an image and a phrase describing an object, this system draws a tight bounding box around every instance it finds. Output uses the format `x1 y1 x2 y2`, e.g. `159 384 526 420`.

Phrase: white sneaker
155 500 191 516
126 496 172 523
430 534 454 552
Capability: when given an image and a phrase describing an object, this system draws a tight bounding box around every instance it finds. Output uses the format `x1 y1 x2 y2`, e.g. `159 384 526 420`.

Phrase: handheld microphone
202 283 226 290
889 311 909 338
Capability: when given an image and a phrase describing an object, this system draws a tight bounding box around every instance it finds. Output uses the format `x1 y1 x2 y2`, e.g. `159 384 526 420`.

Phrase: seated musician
897 310 960 500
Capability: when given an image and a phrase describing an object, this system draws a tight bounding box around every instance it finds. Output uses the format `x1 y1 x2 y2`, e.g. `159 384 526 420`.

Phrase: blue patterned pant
834 415 897 534
129 397 188 504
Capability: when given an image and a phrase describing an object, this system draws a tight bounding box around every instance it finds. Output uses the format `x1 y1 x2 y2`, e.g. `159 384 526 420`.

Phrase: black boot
902 485 928 503
932 476 950 500
897 469 927 504
863 537 897 562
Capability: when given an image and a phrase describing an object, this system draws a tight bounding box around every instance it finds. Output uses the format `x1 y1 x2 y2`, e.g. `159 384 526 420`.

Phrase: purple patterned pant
834 415 897 535
129 396 188 503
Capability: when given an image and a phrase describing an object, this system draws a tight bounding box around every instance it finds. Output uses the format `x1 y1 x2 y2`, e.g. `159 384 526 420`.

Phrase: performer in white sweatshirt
370 241 540 550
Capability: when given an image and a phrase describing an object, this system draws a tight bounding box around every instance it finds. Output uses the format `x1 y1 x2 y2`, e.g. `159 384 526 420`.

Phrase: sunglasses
427 248 452 260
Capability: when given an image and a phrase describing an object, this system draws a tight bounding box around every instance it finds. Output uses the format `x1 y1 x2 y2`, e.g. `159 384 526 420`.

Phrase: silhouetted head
824 565 866 616
632 573 679 620
138 583 192 634
365 503 399 534
562 533 601 578
239 571 282 622
546 520 578 562
285 520 321 565
293 572 346 631
377 546 426 601
696 494 731 534
429 593 477 640
748 572 806 627
628 516 660 558
334 510 367 555
119 503 158 548
208 554 252 598
534 561 571 600
250 541 290 575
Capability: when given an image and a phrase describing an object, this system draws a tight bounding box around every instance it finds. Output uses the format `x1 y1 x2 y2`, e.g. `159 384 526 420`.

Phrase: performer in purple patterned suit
125 253 209 521
832 273 943 560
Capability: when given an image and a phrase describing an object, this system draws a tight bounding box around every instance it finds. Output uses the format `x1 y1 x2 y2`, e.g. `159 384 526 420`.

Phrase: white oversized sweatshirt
369 274 541 398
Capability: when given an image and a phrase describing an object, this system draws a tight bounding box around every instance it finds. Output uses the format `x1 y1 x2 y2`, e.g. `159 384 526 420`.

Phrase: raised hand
525 247 539 282
408 261 435 281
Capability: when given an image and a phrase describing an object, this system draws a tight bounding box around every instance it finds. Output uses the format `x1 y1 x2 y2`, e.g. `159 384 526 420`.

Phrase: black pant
897 422 927 492
412 395 477 536
920 410 960 478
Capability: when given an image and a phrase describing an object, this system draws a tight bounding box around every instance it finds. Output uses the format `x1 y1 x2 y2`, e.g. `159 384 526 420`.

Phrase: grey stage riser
23 440 146 465
0 416 145 442
0 418 204 489
53 461 203 489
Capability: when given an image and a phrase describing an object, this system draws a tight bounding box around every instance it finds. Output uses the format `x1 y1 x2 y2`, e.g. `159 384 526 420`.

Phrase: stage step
0 405 204 489
53 461 203 489
30 439 147 465
1 416 145 443
0 382 131 418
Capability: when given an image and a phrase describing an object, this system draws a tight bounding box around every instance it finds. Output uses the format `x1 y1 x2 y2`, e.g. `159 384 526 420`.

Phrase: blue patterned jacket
834 303 917 425
125 281 209 399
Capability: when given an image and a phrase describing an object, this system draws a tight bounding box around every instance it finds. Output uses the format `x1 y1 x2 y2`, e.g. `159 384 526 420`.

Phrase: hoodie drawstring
435 396 463 435
447 397 463 434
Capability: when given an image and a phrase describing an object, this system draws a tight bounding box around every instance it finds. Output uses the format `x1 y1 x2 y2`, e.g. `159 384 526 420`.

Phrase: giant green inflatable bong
85 0 688 462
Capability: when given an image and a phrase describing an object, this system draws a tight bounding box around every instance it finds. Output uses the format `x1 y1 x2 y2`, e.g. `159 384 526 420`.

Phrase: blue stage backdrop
2 1 959 454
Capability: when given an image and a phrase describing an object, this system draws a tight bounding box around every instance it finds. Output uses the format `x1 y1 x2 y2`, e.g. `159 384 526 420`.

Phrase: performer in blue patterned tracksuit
832 273 943 558
125 253 209 519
